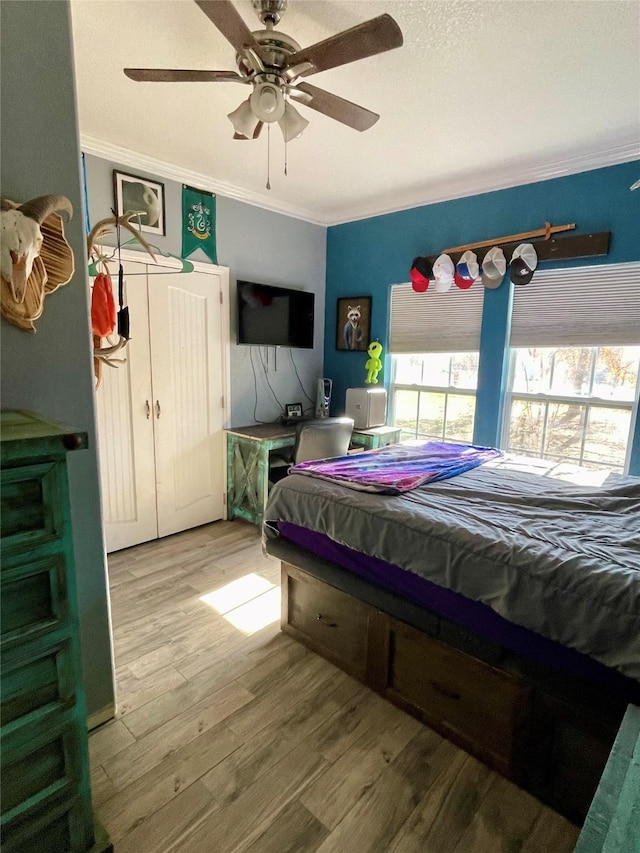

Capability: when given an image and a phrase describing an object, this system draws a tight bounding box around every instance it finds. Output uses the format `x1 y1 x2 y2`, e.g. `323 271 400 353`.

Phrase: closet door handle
145 400 151 419
155 400 161 419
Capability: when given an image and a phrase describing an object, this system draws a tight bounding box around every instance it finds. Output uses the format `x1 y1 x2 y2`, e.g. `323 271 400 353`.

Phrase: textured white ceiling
71 0 640 225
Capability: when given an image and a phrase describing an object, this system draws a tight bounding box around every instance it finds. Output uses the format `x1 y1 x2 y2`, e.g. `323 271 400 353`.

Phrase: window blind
510 262 640 348
389 282 484 353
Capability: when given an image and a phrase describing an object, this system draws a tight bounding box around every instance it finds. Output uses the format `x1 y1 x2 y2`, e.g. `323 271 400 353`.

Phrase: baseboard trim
87 703 116 731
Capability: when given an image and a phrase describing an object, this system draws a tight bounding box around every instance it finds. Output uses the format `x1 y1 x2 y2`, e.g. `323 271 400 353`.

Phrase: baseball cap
481 247 507 289
510 243 538 286
455 250 479 289
433 253 455 292
410 256 433 292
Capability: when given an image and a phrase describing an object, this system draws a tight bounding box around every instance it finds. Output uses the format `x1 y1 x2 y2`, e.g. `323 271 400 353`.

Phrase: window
391 352 479 442
504 346 639 472
505 262 640 473
388 282 484 442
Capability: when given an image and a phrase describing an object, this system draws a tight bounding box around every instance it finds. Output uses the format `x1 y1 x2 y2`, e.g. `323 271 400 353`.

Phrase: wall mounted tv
237 281 315 349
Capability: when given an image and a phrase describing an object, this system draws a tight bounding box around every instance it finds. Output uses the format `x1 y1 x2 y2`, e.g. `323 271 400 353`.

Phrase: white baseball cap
433 253 455 292
481 247 507 289
510 243 538 286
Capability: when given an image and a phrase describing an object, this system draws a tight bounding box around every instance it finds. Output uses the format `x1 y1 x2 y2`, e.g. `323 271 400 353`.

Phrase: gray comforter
264 457 640 682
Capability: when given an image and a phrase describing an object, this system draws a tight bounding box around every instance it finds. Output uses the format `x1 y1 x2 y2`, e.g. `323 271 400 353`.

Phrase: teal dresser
1 411 111 852
574 703 640 853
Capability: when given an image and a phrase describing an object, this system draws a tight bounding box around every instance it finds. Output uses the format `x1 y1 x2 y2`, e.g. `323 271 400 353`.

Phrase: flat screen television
237 281 315 348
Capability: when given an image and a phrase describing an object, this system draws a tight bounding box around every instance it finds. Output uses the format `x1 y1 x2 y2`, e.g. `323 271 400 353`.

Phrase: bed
263 446 640 824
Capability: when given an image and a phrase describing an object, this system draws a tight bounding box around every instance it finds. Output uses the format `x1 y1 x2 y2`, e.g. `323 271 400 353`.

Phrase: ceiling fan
124 0 403 143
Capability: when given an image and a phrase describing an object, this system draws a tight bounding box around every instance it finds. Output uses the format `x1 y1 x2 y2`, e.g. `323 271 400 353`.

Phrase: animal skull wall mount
0 194 74 332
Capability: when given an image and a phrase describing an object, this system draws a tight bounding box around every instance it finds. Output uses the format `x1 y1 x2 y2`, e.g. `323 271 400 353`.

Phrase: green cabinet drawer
1 636 76 728
0 719 85 821
1 554 67 647
1 792 95 853
0 724 94 852
1 413 108 852
1 463 62 553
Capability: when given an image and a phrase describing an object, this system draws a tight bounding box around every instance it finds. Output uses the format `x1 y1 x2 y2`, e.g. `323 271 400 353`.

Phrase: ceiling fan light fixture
278 101 309 142
250 81 285 122
126 3 404 145
227 98 260 139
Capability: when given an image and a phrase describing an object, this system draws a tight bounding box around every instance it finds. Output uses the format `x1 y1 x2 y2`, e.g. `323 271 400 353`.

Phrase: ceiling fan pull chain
266 123 271 190
284 107 288 176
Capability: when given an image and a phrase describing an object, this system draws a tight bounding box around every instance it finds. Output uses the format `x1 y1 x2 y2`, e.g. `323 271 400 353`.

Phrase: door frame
94 245 231 515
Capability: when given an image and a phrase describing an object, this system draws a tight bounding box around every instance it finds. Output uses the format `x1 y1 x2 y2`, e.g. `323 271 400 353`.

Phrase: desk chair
269 417 354 485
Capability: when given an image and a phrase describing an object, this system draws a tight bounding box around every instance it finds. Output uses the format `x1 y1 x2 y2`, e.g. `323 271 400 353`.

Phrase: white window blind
510 262 640 348
389 282 484 353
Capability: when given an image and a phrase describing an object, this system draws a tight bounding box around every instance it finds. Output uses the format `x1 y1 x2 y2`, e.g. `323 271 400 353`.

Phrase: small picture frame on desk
285 403 303 419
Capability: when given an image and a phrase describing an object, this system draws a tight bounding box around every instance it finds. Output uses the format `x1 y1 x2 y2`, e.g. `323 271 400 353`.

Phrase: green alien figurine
365 340 383 384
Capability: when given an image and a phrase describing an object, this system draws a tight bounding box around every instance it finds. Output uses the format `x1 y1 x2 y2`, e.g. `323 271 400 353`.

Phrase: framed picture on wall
113 170 166 235
336 296 372 351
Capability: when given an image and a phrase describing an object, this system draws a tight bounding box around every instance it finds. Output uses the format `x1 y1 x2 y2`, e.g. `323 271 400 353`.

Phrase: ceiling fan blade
289 14 402 77
194 0 264 56
124 68 247 83
289 82 378 132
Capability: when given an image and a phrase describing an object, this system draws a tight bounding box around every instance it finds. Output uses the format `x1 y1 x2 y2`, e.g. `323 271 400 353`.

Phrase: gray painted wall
1 1 115 720
218 198 326 426
84 154 327 427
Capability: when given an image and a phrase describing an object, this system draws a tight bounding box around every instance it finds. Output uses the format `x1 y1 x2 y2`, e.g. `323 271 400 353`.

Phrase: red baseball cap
410 257 433 292
454 250 479 290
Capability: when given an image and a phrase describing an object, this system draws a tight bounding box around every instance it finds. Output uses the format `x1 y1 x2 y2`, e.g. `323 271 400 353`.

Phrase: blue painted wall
324 160 640 473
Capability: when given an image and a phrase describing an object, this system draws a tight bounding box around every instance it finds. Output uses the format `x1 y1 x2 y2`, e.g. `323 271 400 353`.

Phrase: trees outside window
505 346 640 472
391 353 478 443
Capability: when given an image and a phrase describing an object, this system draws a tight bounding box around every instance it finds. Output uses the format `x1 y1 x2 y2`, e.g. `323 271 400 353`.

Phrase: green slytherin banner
182 185 217 263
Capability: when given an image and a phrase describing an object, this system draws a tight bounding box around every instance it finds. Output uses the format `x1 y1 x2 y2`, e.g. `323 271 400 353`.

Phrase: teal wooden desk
226 423 298 528
349 425 402 450
226 423 402 528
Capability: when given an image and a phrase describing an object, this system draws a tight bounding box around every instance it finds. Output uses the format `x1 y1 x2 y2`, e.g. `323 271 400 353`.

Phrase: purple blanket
290 440 502 494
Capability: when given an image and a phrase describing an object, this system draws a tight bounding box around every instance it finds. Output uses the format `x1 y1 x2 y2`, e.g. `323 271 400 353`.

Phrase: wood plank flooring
89 520 580 852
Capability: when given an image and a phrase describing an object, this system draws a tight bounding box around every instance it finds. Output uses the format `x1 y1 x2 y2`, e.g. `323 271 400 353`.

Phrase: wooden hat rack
423 221 610 267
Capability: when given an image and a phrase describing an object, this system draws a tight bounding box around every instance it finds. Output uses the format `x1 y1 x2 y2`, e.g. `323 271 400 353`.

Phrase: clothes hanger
88 245 194 277
87 238 194 277
88 213 159 386
87 212 194 276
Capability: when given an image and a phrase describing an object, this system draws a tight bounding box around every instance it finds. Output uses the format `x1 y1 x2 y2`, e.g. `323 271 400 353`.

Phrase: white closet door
148 269 225 538
95 261 158 552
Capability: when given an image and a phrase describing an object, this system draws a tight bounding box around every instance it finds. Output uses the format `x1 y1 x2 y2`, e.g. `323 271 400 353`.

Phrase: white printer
345 387 387 429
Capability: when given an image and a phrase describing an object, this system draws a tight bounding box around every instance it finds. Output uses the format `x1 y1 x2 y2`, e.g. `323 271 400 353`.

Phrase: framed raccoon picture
336 296 371 351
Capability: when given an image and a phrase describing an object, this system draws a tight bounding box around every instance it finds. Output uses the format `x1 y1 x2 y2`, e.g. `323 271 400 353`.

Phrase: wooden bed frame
270 542 637 826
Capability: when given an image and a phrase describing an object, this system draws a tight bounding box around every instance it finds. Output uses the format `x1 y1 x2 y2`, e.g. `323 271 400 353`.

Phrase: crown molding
80 135 324 226
327 142 640 226
81 135 639 229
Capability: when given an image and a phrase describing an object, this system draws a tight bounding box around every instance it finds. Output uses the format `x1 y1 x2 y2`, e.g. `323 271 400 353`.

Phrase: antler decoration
0 195 75 332
87 213 156 386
